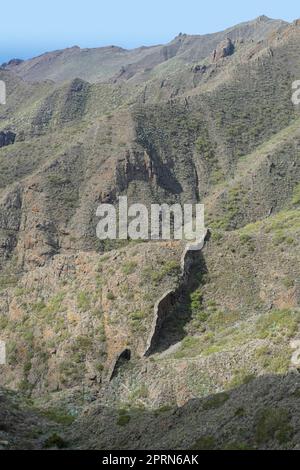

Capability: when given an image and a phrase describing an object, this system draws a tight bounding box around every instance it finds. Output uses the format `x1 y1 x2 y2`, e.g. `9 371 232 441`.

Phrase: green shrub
235 407 246 417
202 392 229 410
41 409 75 425
43 433 68 449
190 289 203 312
0 315 9 328
76 292 91 311
143 260 180 285
190 436 216 450
292 183 300 205
282 277 295 288
122 261 138 275
222 442 254 450
257 309 300 340
239 233 253 244
255 408 293 444
117 413 131 426
106 292 115 301
227 370 255 388
129 311 146 331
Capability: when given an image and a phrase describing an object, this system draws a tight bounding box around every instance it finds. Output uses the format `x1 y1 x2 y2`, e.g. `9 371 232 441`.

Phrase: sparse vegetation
122 261 138 275
106 292 115 301
43 433 68 449
255 408 293 445
117 410 131 426
190 436 216 450
76 292 91 312
202 392 229 410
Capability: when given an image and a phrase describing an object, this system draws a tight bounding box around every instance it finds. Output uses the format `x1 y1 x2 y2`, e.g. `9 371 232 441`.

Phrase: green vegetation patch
241 209 300 242
40 408 75 425
256 309 300 341
190 436 216 450
292 183 300 206
142 260 181 286
43 433 68 449
76 291 91 312
129 310 147 332
202 392 229 410
117 409 131 426
122 261 138 275
255 408 293 445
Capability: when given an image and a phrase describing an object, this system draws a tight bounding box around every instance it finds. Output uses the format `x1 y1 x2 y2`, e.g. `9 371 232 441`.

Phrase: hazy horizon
0 0 299 63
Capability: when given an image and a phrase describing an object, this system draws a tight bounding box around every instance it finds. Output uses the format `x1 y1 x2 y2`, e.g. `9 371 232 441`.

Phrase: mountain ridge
2 15 289 84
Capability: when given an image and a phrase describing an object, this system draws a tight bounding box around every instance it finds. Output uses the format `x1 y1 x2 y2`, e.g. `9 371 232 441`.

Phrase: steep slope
2 20 300 273
0 388 68 449
2 45 164 84
68 373 300 450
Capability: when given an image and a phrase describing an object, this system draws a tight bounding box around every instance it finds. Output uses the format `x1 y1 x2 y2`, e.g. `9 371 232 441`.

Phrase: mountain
2 16 287 83
0 16 300 450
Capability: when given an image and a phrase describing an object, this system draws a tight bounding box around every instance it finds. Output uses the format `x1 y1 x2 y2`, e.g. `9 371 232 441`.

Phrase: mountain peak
256 15 271 22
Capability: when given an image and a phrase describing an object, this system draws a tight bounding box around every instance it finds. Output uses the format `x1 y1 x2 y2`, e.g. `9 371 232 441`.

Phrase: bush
190 289 203 312
106 292 115 301
190 436 216 450
202 392 229 410
292 183 300 205
222 442 254 450
117 413 131 426
43 433 68 449
41 409 75 425
122 261 138 275
255 408 293 444
129 311 146 331
257 309 300 340
76 292 91 312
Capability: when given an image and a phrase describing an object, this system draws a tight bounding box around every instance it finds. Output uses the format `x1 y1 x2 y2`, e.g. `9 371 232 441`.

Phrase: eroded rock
0 131 16 148
212 38 234 62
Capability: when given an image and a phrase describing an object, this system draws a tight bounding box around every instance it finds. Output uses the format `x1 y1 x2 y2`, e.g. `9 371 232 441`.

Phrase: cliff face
212 38 235 61
0 16 300 449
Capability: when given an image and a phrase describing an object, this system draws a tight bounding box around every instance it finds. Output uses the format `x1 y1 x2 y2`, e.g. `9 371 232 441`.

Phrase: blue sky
0 0 299 63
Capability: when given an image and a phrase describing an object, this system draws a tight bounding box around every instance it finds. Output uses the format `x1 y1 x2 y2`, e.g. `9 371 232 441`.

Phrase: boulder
212 38 234 62
193 64 207 74
0 131 16 148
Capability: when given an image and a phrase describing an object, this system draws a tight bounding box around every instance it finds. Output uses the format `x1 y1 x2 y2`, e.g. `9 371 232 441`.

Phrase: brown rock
212 38 234 62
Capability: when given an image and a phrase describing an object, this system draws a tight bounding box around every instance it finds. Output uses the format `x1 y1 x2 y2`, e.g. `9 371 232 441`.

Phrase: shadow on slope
67 372 300 450
145 251 208 356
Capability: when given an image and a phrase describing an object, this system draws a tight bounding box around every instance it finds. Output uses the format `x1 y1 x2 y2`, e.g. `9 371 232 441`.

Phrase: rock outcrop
212 38 234 61
0 131 16 148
